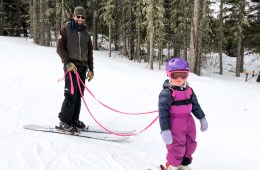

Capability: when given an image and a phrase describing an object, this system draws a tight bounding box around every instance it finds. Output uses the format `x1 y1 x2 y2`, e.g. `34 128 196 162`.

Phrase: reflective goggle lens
170 72 188 79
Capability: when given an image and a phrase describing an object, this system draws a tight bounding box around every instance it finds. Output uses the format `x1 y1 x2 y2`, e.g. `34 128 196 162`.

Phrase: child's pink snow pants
166 89 197 167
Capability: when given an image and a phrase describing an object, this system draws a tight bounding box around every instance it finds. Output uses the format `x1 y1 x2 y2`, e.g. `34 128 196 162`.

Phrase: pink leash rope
60 71 159 136
75 72 159 136
58 71 74 95
76 73 158 115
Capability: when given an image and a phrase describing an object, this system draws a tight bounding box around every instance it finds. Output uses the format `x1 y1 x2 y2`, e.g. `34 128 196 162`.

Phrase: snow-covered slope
0 36 260 170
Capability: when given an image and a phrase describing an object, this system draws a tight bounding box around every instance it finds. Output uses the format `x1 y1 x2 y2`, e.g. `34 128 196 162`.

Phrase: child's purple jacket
158 79 205 131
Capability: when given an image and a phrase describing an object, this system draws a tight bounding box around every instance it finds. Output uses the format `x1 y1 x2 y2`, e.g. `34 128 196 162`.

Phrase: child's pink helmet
166 57 190 77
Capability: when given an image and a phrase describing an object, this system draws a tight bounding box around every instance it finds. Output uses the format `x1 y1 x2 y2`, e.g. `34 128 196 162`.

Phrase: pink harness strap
169 86 192 98
77 72 158 115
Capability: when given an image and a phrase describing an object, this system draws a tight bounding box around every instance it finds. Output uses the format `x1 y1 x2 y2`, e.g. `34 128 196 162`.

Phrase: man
56 6 94 133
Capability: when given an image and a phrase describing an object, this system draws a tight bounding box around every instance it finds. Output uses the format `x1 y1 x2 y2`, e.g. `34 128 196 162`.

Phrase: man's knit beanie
73 6 86 18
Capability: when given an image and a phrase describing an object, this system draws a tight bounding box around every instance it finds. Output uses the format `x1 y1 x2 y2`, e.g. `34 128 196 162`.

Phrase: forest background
0 0 259 77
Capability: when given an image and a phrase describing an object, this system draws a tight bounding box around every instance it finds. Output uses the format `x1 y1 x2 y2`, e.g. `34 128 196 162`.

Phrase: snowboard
23 124 132 142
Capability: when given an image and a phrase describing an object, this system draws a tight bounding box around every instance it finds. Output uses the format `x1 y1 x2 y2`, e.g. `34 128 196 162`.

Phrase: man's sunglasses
169 71 189 79
76 15 85 19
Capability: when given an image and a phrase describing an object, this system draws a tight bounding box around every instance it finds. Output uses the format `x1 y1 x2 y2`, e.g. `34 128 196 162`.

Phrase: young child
158 57 208 170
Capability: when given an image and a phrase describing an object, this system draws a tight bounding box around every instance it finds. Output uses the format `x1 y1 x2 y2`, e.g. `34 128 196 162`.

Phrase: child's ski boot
179 165 192 170
160 162 178 170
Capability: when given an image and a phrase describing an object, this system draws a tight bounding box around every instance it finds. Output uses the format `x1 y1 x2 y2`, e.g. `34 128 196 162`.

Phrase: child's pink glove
200 118 208 132
161 129 173 144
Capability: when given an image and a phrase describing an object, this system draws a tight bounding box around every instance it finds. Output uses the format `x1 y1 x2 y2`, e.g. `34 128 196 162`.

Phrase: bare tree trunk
188 0 199 73
47 28 51 46
114 0 119 52
240 42 244 72
236 0 245 77
39 0 44 46
236 33 242 77
109 23 112 57
136 32 141 62
183 0 190 61
149 33 154 70
173 46 179 57
184 29 188 61
128 0 134 60
32 0 39 44
122 8 127 57
158 42 162 69
61 0 65 27
123 32 128 56
92 9 98 50
146 39 150 63
17 1 22 37
167 43 171 60
194 0 206 76
55 0 60 40
149 0 155 70
219 0 224 75
0 0 3 35
136 0 142 63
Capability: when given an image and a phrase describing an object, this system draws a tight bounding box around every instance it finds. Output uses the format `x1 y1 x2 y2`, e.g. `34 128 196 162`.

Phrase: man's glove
66 62 77 73
161 129 173 145
86 71 94 82
200 117 208 132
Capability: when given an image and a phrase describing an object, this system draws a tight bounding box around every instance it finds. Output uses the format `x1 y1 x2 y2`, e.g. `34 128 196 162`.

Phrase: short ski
24 124 135 134
23 124 129 142
79 126 136 135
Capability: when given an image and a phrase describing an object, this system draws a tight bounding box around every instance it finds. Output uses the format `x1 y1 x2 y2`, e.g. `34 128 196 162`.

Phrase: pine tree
244 1 260 52
100 0 116 57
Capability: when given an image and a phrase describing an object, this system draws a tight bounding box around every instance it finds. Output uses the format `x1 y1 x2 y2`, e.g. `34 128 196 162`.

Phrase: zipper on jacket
78 32 81 60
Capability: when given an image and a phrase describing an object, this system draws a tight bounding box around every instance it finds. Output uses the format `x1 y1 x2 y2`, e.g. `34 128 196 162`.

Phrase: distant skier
158 58 208 170
56 6 94 133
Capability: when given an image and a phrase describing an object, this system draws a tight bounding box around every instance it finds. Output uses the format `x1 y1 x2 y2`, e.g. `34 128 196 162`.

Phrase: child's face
168 71 188 86
170 77 187 86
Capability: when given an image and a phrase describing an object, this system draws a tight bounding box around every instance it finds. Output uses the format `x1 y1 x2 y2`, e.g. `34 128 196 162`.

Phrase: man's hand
66 62 77 74
86 71 94 82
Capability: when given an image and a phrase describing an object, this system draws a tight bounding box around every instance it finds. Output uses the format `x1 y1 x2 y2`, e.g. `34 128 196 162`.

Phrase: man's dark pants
59 66 87 123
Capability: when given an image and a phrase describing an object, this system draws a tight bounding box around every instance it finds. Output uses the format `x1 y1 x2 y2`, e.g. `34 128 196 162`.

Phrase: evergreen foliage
0 0 259 75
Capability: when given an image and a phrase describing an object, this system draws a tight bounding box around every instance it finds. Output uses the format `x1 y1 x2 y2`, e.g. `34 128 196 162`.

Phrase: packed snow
0 36 260 170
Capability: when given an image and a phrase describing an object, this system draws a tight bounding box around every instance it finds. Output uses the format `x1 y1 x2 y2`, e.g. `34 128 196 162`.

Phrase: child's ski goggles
168 71 189 79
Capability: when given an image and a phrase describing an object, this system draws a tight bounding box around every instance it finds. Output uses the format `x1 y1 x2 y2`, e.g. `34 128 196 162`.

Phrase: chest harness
169 86 193 106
